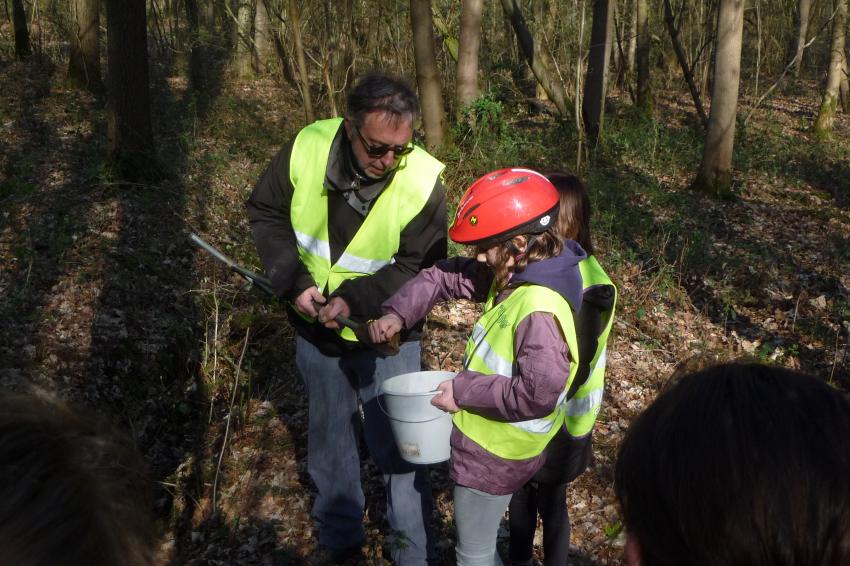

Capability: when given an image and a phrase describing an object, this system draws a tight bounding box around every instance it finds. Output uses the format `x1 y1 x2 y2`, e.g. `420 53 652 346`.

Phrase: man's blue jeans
295 336 435 564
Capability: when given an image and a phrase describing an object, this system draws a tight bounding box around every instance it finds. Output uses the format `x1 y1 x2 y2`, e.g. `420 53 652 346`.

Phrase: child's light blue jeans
454 485 512 565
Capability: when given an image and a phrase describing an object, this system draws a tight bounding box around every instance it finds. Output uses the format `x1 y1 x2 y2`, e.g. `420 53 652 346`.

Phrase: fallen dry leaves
2 57 848 566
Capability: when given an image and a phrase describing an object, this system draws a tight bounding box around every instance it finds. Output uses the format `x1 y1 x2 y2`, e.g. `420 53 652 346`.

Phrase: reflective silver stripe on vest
507 373 573 434
468 324 488 354
467 323 555 435
555 387 568 409
565 387 603 417
565 348 606 417
295 231 331 261
508 416 555 434
295 231 395 274
335 251 394 274
467 324 516 378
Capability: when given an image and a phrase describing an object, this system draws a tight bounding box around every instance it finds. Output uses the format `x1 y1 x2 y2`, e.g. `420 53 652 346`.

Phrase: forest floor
1 53 850 565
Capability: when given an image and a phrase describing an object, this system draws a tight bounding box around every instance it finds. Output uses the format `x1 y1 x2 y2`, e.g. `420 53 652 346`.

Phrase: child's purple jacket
382 241 586 494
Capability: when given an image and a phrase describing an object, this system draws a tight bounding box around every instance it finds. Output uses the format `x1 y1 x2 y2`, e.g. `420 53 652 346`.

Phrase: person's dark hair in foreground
615 363 850 566
0 394 154 566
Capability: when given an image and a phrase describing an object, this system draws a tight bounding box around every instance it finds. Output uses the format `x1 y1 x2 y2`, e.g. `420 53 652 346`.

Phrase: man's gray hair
346 73 419 127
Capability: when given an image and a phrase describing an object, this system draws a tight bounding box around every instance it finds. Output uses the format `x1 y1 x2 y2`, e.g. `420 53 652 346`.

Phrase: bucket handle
377 389 448 424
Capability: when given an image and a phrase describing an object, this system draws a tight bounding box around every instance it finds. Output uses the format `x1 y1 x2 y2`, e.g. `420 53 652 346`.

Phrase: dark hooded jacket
246 123 447 356
382 240 586 494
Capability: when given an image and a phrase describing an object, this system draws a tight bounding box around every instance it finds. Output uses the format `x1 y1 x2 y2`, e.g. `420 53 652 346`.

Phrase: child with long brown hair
508 172 617 566
370 168 587 565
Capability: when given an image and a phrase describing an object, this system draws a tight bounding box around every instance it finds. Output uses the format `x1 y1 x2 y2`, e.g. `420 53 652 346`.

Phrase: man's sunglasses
353 125 414 158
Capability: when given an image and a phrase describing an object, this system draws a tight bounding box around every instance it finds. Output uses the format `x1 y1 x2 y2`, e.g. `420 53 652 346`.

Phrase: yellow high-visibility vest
289 118 445 341
453 284 579 460
565 255 617 437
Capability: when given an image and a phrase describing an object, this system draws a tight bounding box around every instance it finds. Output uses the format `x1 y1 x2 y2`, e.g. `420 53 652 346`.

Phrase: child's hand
368 314 404 343
431 380 459 413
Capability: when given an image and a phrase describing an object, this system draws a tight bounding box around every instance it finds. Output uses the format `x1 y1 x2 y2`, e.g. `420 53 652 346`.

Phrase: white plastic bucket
380 370 457 464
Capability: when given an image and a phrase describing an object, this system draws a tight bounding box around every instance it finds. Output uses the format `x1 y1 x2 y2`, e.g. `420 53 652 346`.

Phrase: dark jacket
246 122 447 356
383 241 587 494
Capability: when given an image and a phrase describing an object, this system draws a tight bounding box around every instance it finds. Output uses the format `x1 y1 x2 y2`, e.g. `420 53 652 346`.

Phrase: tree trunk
500 0 569 117
840 47 849 112
813 0 847 138
533 0 547 100
226 0 239 49
233 0 253 78
12 0 30 59
627 0 637 77
254 0 272 72
201 1 215 32
68 0 102 92
789 0 813 78
185 0 206 92
692 0 745 199
699 2 715 97
288 0 314 124
456 0 484 112
543 0 558 96
330 0 354 109
583 0 616 145
271 3 299 89
320 0 338 116
613 1 628 90
635 0 651 114
663 0 708 126
410 0 447 149
105 0 155 170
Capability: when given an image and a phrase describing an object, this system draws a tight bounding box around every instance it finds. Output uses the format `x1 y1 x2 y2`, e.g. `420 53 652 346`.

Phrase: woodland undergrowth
1 50 849 565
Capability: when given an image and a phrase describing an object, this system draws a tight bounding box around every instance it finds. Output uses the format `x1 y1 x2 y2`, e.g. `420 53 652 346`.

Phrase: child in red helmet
508 172 617 566
369 168 587 565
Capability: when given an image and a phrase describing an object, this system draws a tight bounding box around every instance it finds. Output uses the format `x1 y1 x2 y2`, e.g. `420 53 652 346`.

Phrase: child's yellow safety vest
453 284 579 460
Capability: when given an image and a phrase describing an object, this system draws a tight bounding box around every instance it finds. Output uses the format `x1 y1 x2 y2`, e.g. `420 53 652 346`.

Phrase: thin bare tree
628 0 637 77
635 0 651 114
12 0 30 59
840 48 849 112
68 0 102 92
500 0 569 117
457 0 484 113
105 0 154 169
233 0 253 78
692 0 746 198
583 0 616 144
813 0 848 137
533 0 549 101
789 0 813 78
185 0 206 92
288 0 314 124
410 0 448 149
254 0 273 72
663 0 708 126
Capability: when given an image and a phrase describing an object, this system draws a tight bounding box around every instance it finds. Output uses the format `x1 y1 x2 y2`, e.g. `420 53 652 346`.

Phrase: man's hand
368 314 404 343
294 287 325 317
318 297 351 329
431 380 459 413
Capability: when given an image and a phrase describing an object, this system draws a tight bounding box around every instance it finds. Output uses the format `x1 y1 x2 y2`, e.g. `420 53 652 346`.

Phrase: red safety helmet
449 168 560 248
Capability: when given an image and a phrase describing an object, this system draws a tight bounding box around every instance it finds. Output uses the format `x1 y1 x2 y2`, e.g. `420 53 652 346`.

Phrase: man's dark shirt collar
324 124 397 217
